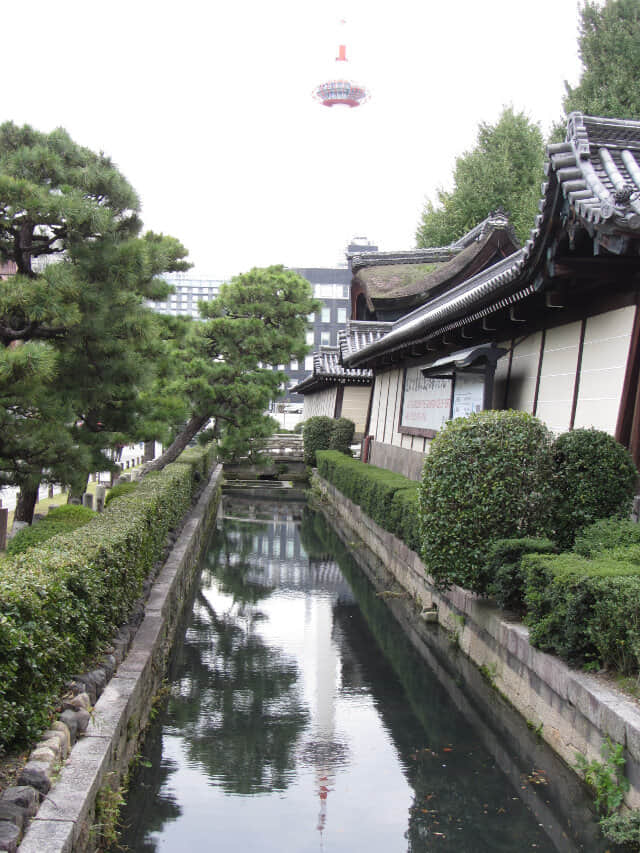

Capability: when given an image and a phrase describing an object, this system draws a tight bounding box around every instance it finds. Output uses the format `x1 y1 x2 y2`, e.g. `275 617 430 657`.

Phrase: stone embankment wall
11 465 223 853
313 472 640 808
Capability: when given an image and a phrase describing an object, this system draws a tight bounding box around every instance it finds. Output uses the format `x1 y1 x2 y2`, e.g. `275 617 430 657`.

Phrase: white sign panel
452 373 485 419
400 367 452 432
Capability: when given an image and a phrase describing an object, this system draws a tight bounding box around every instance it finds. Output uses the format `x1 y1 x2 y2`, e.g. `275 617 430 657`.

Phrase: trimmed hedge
303 416 334 466
552 428 637 547
316 450 420 553
486 538 558 616
104 480 138 507
524 548 640 673
329 417 355 455
419 410 554 593
0 443 217 751
573 517 640 558
7 505 96 556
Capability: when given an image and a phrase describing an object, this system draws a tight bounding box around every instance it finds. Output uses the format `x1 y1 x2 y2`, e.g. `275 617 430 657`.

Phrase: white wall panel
535 322 581 434
574 307 634 434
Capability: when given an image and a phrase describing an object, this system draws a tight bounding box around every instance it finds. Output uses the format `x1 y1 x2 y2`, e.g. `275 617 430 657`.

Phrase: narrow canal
118 489 606 852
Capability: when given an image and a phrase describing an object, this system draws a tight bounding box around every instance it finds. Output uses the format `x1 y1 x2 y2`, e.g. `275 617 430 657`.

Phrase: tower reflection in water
118 493 601 853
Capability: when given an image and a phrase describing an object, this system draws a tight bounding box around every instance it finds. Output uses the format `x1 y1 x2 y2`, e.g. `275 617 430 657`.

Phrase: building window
306 331 314 346
290 359 298 371
337 307 347 323
305 355 313 370
321 331 331 346
321 308 331 323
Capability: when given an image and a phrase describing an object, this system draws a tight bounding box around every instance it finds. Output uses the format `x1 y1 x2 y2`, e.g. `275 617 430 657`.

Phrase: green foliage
217 414 278 464
105 481 139 507
575 737 629 817
600 809 640 846
0 121 190 518
487 538 558 616
552 428 637 547
156 265 319 467
573 517 640 558
564 0 640 121
316 450 420 553
416 107 544 247
0 443 215 751
7 505 96 556
328 417 355 455
524 549 640 673
388 488 422 555
418 410 554 594
303 416 335 466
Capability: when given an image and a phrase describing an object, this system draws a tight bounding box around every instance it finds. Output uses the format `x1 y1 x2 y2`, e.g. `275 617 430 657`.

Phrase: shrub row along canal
118 489 605 852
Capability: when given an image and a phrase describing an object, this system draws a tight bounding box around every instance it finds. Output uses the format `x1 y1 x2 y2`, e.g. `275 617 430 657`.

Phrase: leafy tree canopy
0 122 189 519
416 107 545 248
564 0 640 121
145 266 320 470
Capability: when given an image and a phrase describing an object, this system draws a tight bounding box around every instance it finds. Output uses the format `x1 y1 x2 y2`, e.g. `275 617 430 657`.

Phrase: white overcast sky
1 0 584 278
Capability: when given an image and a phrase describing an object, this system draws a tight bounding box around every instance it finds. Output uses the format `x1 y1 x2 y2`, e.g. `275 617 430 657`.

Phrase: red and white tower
312 19 369 108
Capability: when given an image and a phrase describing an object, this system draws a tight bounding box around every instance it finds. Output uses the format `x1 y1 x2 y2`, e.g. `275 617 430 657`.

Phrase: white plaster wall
505 331 543 413
302 388 337 421
573 306 634 434
535 322 582 434
341 386 371 434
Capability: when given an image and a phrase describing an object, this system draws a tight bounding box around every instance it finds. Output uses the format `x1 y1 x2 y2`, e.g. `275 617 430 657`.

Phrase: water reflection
118 494 604 852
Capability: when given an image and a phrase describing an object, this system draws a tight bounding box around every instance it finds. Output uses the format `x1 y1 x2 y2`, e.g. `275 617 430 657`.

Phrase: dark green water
118 495 605 852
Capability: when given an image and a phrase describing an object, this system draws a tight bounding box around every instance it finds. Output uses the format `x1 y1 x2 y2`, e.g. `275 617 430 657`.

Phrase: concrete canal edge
18 464 223 853
313 471 640 809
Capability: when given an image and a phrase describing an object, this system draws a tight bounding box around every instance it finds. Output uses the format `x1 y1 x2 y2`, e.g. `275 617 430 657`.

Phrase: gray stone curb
17 464 223 853
314 471 640 808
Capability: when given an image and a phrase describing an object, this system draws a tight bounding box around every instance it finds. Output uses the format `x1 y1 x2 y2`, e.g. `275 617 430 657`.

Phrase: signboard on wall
451 373 485 419
399 367 452 434
397 346 506 438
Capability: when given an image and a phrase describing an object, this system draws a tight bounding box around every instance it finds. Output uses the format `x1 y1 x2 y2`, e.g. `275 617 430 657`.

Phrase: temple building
339 113 640 477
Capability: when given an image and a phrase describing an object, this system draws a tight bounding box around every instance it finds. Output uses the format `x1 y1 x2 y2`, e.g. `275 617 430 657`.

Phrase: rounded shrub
552 428 638 548
303 416 334 466
329 417 355 455
418 410 554 593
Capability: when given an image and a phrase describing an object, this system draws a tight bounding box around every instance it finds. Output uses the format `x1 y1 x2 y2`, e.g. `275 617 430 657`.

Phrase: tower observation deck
312 22 369 108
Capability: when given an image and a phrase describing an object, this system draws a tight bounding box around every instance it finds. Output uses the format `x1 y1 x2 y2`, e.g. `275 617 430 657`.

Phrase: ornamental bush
104 480 139 507
552 428 637 547
487 537 558 616
418 410 554 593
524 548 640 673
329 417 355 455
0 443 216 750
573 517 640 558
303 416 335 466
7 504 96 556
315 451 421 553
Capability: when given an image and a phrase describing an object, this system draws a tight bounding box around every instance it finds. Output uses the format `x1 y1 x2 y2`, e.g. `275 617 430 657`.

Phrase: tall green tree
564 0 640 121
416 107 545 248
0 122 189 521
144 265 319 471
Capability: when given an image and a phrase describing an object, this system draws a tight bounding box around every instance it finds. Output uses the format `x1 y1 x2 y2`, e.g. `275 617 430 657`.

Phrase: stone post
95 485 106 513
0 508 7 552
48 484 54 499
82 493 94 510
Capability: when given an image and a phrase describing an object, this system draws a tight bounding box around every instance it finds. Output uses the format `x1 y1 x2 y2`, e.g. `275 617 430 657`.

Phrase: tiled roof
292 346 373 395
350 209 516 272
344 113 640 368
544 113 640 231
350 210 519 308
338 320 394 361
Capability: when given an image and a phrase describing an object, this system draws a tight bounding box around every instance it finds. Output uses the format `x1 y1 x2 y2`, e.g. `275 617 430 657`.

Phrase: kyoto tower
312 19 369 108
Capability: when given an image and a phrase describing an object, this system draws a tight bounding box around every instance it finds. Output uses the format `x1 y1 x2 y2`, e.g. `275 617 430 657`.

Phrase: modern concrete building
152 273 225 319
284 240 378 403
